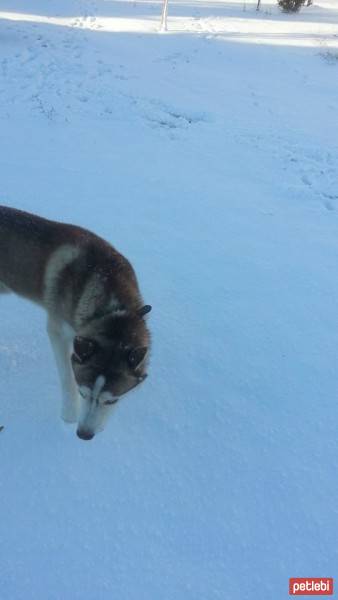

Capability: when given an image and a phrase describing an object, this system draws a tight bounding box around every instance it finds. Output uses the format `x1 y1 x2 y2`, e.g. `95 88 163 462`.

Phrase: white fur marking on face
93 375 106 402
99 391 118 405
107 295 127 317
112 309 127 317
107 295 120 310
78 386 113 435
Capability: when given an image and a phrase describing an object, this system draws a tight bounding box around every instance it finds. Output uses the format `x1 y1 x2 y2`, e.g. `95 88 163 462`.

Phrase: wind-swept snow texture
1 0 338 598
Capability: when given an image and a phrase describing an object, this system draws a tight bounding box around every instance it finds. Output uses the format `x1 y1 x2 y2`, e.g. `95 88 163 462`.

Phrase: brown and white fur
0 206 151 441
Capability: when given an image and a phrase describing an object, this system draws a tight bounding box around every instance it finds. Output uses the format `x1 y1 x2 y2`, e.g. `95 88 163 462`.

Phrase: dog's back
0 206 140 317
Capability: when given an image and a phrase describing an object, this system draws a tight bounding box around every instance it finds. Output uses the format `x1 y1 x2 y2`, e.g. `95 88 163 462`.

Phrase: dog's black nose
77 429 95 441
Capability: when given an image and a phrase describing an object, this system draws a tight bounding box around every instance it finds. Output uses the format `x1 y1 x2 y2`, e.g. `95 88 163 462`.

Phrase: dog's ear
73 336 97 363
137 305 152 318
128 346 148 369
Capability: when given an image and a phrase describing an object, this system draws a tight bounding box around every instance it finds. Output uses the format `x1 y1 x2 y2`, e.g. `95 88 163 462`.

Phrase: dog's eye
73 336 97 363
128 346 148 369
103 398 118 406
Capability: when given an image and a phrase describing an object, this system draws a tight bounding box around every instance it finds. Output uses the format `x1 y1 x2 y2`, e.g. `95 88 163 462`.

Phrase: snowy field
1 0 338 598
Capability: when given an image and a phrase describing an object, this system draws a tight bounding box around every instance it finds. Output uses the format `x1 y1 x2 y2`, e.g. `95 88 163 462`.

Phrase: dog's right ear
73 336 97 364
137 305 152 318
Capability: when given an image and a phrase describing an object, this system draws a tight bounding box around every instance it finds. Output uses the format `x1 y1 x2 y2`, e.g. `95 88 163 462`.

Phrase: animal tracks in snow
283 145 338 212
143 100 209 131
237 132 338 213
1 2 336 210
0 16 210 135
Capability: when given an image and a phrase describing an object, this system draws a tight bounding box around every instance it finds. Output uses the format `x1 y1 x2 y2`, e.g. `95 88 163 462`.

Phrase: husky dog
0 206 151 440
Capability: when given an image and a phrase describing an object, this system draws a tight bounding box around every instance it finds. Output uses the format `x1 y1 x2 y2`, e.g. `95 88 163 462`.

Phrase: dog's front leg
47 317 79 423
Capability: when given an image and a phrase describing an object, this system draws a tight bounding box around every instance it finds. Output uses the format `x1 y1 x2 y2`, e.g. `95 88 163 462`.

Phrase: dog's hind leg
47 316 79 423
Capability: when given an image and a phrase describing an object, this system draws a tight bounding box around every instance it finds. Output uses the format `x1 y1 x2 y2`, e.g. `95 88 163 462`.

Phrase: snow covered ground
1 0 338 598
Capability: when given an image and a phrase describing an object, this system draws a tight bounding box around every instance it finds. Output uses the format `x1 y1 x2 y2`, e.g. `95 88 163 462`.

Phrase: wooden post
160 0 169 31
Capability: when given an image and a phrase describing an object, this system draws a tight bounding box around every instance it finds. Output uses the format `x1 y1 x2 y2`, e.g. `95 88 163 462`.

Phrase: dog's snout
77 429 95 441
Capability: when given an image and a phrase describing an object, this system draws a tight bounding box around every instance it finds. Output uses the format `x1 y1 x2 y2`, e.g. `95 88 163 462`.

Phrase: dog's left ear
128 346 148 369
137 305 152 318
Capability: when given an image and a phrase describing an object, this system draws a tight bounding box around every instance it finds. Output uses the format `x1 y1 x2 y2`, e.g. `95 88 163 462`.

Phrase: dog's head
71 304 151 440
